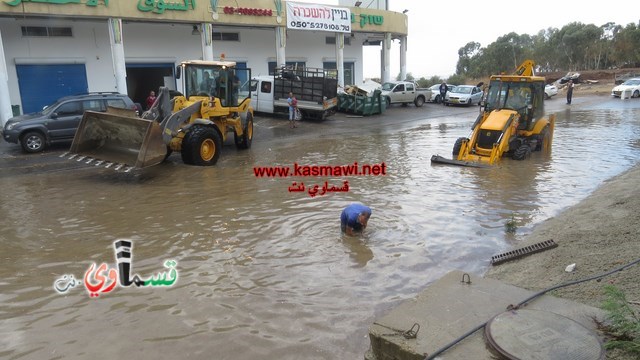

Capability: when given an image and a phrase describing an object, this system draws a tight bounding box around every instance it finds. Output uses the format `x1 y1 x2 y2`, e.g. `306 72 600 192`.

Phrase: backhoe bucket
430 155 489 168
68 110 167 169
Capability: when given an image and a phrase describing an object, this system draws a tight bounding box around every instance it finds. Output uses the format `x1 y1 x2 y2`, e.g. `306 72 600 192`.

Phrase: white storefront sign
286 1 351 33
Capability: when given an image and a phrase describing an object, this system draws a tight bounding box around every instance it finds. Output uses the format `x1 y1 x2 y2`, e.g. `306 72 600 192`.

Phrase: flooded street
1 96 639 359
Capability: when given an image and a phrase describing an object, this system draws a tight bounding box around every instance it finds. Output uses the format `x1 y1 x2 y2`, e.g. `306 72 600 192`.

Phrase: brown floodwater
1 97 639 359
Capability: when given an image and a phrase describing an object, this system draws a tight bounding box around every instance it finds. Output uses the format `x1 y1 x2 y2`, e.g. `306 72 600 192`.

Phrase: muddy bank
484 163 640 358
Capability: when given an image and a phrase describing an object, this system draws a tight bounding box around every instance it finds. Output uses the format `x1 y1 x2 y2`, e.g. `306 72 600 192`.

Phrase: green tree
395 72 415 81
532 28 562 71
483 33 533 74
416 77 430 88
612 22 640 67
447 74 466 86
456 41 481 76
450 20 638 79
427 76 445 86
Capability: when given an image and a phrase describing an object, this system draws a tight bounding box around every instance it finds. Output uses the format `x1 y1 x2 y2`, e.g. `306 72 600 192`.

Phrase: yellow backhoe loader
63 60 254 171
431 60 555 167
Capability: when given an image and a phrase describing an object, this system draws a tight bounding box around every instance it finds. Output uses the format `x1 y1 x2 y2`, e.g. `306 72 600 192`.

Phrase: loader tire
536 126 551 152
512 143 532 160
181 125 222 166
235 113 253 150
452 137 467 156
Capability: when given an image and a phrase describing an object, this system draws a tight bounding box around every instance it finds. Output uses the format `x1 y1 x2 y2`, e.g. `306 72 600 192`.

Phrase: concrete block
365 269 605 360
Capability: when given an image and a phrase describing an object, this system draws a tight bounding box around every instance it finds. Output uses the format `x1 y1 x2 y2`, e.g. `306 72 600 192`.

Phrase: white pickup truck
381 81 432 108
250 67 338 121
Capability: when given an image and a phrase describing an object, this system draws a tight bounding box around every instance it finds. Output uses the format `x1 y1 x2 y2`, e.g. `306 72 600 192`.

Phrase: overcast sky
295 0 639 80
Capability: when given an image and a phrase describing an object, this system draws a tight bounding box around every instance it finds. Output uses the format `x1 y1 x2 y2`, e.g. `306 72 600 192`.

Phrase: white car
611 78 640 98
444 85 483 106
544 84 558 99
428 84 456 103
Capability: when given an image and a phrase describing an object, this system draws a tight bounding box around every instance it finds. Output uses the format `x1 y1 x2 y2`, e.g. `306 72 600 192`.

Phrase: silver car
444 85 483 106
428 84 456 103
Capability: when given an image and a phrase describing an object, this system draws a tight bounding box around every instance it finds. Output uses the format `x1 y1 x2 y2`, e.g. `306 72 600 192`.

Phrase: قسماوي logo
53 240 178 298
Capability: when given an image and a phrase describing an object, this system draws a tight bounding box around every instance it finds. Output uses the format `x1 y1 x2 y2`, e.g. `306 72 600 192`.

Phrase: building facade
0 0 407 124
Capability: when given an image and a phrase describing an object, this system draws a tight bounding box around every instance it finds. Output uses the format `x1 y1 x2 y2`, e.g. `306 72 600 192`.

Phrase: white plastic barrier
621 89 632 100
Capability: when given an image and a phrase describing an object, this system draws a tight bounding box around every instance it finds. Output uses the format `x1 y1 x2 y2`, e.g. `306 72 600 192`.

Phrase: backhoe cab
432 60 555 167
65 60 254 171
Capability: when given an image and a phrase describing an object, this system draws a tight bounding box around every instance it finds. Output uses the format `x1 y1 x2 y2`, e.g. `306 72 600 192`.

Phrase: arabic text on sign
137 0 195 15
4 0 108 6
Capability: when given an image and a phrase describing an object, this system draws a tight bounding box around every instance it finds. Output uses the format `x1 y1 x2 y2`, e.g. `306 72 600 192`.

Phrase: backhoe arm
513 60 535 76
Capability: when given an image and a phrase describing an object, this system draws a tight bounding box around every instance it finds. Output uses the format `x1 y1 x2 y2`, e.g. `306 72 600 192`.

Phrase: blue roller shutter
16 64 88 114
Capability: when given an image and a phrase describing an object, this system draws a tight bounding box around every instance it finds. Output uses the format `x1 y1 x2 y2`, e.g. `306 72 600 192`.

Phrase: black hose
424 258 640 360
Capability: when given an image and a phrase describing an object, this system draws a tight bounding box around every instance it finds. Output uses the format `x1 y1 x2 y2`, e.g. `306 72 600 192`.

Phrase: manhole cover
485 309 604 360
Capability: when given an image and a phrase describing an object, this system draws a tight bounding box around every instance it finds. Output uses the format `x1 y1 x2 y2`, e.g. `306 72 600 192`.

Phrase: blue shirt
341 203 372 232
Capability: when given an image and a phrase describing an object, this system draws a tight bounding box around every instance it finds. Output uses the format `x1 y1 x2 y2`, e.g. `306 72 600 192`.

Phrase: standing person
439 82 448 105
200 71 214 95
566 80 574 104
145 90 156 110
231 73 241 106
341 203 372 236
217 71 228 104
287 92 298 128
506 89 525 109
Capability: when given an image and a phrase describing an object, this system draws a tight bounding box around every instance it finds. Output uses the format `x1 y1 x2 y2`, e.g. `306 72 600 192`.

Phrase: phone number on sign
290 21 350 32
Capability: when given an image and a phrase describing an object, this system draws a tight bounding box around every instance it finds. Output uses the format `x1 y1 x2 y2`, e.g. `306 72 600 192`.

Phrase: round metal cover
485 309 604 360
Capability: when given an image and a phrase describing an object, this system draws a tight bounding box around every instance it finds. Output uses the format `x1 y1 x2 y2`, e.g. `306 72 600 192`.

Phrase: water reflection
340 233 374 268
0 103 639 359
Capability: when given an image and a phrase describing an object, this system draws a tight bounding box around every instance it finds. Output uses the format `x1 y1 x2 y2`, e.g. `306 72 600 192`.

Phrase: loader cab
485 78 545 131
177 60 252 107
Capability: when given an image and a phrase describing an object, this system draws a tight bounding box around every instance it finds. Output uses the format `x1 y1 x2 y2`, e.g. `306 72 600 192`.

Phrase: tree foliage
415 77 430 88
454 20 640 79
395 72 415 81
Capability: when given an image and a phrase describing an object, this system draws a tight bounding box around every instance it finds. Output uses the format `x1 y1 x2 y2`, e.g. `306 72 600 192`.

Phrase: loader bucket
69 110 167 169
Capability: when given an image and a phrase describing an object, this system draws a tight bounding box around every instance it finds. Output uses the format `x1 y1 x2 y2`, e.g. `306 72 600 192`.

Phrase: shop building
0 0 408 125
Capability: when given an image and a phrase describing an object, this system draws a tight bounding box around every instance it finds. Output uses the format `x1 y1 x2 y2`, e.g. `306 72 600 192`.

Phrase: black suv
2 92 136 153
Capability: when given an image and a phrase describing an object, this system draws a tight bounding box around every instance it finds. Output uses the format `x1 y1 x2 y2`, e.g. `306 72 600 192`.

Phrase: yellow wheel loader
64 60 254 171
431 60 555 167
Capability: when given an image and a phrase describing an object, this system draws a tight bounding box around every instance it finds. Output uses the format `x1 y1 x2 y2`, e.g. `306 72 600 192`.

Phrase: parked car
444 85 483 106
428 84 456 103
2 92 137 153
611 77 640 98
544 83 558 99
380 81 432 107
